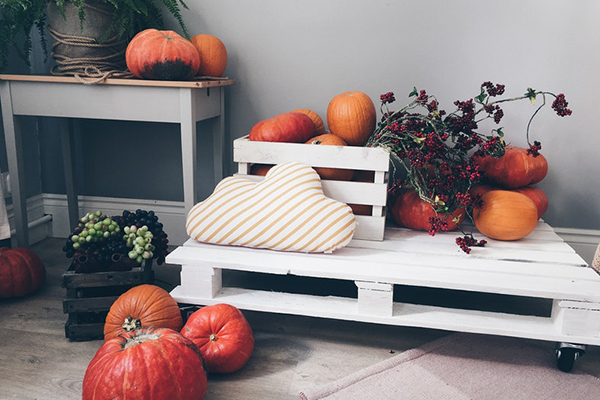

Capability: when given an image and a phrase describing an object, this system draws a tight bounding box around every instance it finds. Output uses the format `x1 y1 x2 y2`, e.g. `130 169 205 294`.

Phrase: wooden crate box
233 135 391 241
61 261 154 341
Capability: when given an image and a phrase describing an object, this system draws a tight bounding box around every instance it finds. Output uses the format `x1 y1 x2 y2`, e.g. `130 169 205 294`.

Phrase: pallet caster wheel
555 343 586 372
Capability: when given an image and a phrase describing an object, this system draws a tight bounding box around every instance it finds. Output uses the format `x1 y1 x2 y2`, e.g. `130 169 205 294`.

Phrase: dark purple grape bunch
114 209 169 265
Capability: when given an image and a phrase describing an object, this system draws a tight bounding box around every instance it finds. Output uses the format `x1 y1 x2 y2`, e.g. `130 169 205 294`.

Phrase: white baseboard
7 193 600 265
42 193 189 246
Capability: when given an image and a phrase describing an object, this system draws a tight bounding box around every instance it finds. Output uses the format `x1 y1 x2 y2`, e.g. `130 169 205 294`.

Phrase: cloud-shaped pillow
186 162 356 253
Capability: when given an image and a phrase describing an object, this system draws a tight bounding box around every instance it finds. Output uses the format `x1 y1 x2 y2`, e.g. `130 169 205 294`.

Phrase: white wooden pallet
166 221 600 347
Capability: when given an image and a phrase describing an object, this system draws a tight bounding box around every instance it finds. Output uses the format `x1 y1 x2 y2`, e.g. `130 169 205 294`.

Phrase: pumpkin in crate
0 247 46 298
249 112 316 143
181 303 254 373
126 29 200 80
82 327 207 400
476 146 548 189
191 34 228 77
306 133 354 181
104 284 183 340
391 189 465 231
326 91 376 146
473 190 538 241
292 109 326 134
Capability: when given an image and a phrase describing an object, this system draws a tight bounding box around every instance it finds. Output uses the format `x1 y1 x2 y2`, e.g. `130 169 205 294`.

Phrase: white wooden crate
232 135 390 241
167 221 600 347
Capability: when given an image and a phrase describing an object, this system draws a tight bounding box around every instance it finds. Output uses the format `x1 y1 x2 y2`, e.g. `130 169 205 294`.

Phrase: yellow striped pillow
186 162 356 253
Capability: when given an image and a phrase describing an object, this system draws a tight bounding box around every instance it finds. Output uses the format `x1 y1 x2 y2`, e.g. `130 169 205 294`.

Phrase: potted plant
0 0 190 71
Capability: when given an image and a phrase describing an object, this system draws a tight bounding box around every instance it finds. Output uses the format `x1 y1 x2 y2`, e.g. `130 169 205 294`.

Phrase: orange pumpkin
471 184 548 219
104 284 183 340
126 29 200 80
191 34 228 77
391 189 465 231
305 134 354 181
249 112 316 143
473 190 538 240
250 164 273 176
476 146 548 189
326 91 376 146
292 109 326 134
348 170 375 215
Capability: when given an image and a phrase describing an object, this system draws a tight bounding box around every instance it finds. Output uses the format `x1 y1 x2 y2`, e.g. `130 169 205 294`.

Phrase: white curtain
0 166 10 240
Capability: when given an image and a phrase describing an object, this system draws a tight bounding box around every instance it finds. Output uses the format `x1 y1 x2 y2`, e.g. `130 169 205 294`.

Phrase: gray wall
4 0 600 230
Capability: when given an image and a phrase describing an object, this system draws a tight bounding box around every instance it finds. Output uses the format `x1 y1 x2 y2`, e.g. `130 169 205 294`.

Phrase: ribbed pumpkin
126 29 200 80
474 190 538 240
391 189 465 231
476 146 548 189
191 34 228 77
326 91 376 146
292 109 326 134
472 184 548 220
83 327 207 400
249 112 316 143
305 133 354 181
181 303 254 373
104 284 183 340
0 247 46 298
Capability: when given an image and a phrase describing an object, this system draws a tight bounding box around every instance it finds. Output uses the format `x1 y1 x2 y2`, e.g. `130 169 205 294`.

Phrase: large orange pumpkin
126 29 200 80
83 327 207 400
476 146 548 189
391 189 465 231
249 112 316 143
305 133 354 181
104 284 183 340
191 34 228 77
0 247 46 298
473 190 538 240
326 91 376 146
471 184 548 220
181 303 254 373
292 109 326 134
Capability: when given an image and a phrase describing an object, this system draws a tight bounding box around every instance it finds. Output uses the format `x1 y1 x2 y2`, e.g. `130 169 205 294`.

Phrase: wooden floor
2 238 600 400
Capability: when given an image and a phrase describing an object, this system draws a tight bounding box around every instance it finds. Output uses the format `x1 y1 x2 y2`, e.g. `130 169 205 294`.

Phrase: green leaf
474 87 487 104
409 87 418 97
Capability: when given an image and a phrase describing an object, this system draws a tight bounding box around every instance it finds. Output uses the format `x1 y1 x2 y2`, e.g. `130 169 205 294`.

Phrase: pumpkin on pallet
0 247 46 298
126 29 200 80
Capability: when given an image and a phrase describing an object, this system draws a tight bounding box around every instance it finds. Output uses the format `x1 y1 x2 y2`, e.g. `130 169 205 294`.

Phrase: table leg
60 118 79 230
180 88 197 213
0 82 28 247
213 86 226 183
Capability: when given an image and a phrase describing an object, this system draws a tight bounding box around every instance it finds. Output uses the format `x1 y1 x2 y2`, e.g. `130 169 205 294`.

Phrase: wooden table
0 74 234 247
166 222 600 371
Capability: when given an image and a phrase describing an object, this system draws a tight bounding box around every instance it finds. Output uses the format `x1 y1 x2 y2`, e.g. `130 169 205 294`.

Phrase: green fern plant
0 0 190 70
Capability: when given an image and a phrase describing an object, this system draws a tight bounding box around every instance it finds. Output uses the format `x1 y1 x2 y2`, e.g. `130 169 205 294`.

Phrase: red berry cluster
551 93 572 117
527 140 542 157
482 81 505 97
380 92 396 104
428 216 448 236
455 235 487 254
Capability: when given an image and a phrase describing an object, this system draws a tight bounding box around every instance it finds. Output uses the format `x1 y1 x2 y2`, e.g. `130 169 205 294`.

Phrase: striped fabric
186 162 356 253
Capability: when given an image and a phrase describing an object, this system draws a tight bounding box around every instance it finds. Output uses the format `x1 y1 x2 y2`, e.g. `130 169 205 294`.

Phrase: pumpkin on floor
391 189 465 231
473 190 538 241
191 34 228 77
0 247 46 298
475 146 548 189
249 112 316 143
82 327 207 400
326 91 376 146
126 29 200 80
104 284 183 340
306 133 354 181
181 303 254 373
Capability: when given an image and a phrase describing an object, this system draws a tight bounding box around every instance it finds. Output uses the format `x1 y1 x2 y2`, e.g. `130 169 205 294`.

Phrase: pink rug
299 333 600 400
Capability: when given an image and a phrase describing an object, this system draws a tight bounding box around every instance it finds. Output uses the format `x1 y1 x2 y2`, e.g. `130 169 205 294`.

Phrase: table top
0 74 235 89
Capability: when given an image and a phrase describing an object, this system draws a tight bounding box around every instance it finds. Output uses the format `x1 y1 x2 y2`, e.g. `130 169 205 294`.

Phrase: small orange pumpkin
292 109 326 135
476 146 548 189
326 91 376 146
473 190 538 240
104 284 183 340
191 34 228 77
249 112 316 143
391 189 465 231
126 29 200 80
305 134 354 181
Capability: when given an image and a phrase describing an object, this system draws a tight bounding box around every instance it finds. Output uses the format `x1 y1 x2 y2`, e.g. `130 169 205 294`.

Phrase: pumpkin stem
310 140 323 145
209 333 218 342
122 316 142 332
